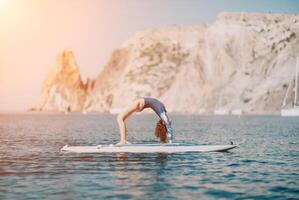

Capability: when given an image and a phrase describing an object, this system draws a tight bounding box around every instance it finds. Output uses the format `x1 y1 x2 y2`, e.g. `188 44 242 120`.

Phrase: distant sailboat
281 56 299 116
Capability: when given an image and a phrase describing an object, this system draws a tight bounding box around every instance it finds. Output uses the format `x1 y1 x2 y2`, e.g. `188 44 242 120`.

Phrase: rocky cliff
40 50 93 113
39 12 299 114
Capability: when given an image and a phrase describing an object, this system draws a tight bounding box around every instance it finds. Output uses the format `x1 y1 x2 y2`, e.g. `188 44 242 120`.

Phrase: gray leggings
159 112 174 143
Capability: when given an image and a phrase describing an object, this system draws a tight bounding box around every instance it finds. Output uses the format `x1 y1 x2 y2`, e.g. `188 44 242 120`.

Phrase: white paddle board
60 143 237 153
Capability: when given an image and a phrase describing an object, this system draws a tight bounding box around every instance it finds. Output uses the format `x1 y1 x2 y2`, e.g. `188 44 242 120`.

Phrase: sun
0 0 20 15
0 0 22 26
0 0 12 10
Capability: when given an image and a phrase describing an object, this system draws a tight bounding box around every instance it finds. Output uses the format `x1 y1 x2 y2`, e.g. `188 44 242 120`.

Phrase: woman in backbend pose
117 97 174 144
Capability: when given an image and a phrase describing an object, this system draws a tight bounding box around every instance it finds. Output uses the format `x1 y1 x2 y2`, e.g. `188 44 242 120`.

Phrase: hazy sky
0 0 298 112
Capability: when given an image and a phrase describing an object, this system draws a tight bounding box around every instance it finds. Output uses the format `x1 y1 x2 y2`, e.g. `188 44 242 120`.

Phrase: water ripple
0 114 298 199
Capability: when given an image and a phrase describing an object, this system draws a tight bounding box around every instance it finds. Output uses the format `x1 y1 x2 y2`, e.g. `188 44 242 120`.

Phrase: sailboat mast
295 56 298 107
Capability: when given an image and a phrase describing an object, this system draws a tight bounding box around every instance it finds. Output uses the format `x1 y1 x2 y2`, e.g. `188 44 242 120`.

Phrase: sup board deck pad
61 143 237 153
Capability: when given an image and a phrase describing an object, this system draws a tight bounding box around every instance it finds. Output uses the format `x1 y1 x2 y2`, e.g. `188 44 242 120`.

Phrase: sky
0 0 299 112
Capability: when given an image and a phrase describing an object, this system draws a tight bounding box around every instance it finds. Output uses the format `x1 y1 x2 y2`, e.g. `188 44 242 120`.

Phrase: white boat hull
214 109 229 115
281 107 299 116
232 109 242 115
61 143 237 153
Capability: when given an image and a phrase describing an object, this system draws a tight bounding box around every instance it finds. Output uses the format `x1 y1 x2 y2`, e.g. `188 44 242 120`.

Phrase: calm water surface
0 114 298 199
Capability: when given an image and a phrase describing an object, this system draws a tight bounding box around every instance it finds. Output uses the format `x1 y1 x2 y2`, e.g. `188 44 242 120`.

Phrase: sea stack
40 49 87 113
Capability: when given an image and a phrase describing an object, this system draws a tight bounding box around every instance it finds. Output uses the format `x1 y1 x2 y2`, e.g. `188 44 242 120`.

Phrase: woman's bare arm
117 101 140 144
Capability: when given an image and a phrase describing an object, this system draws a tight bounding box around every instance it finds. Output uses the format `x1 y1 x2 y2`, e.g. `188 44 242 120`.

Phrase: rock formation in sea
39 12 299 114
39 49 92 113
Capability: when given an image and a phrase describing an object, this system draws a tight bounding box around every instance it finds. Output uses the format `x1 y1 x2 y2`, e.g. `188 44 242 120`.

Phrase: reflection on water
0 114 298 199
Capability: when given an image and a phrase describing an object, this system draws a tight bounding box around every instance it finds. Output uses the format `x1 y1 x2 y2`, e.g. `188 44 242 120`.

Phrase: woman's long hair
155 119 167 143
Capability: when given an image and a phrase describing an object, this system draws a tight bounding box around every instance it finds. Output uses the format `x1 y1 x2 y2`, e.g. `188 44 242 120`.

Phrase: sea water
0 114 298 199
